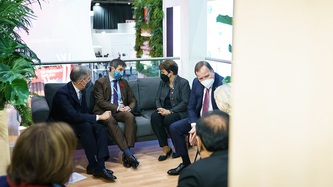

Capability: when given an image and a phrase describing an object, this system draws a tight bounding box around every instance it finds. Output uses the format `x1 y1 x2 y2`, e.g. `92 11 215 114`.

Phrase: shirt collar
109 74 116 82
72 82 81 94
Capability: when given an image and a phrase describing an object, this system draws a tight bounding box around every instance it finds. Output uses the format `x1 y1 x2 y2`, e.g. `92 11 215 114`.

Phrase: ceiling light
95 3 100 6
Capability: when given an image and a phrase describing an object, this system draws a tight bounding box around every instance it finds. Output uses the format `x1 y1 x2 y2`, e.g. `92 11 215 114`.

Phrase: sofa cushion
44 83 65 109
117 116 154 138
140 109 155 120
31 96 49 123
137 77 160 110
128 80 140 115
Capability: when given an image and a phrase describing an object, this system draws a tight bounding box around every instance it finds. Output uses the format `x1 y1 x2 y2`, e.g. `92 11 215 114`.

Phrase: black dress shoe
87 167 113 175
158 149 173 161
122 153 131 168
93 169 117 181
128 155 140 169
172 152 180 158
86 166 95 175
167 163 188 175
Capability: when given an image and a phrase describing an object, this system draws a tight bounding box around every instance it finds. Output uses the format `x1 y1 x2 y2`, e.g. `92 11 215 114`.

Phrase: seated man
168 61 224 175
93 59 139 169
49 65 116 181
177 110 229 187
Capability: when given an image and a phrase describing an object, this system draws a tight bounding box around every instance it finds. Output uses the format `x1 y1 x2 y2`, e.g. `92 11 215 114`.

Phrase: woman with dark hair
151 60 191 161
0 122 77 187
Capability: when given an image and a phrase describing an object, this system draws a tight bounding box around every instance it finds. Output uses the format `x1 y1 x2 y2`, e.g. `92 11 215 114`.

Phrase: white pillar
231 0 333 186
163 0 207 82
0 109 10 175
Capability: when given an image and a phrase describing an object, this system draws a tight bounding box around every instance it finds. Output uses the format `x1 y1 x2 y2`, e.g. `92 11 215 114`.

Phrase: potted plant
0 0 41 126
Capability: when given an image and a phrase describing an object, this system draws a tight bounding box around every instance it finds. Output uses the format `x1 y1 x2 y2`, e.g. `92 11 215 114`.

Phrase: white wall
91 32 136 59
21 0 95 62
164 0 207 82
231 0 333 186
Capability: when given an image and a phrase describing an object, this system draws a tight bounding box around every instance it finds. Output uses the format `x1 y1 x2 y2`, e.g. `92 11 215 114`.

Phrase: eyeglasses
81 77 91 84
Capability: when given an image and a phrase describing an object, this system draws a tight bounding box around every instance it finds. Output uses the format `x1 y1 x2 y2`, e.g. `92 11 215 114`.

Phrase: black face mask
160 74 169 82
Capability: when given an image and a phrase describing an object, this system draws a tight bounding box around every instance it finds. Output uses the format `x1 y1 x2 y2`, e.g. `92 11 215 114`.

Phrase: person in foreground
167 61 224 175
151 60 190 161
49 65 116 181
0 122 76 187
177 110 229 187
93 59 139 168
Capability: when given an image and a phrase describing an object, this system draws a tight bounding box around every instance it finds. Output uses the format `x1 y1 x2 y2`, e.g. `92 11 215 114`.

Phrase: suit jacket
155 75 191 119
178 150 228 187
93 76 136 115
187 73 224 124
49 82 96 124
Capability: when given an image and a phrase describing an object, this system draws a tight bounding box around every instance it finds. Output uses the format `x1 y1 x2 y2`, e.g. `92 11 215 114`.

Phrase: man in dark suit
177 110 229 187
93 59 139 168
167 61 224 175
49 65 116 181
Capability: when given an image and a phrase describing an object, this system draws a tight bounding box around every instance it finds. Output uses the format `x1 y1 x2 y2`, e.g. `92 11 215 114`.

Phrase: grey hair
70 65 90 82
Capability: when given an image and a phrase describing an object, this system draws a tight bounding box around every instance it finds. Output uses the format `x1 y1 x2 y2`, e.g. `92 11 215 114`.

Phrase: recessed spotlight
95 3 100 6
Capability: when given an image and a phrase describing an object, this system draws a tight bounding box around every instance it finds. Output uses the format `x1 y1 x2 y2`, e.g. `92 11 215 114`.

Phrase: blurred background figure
0 122 77 187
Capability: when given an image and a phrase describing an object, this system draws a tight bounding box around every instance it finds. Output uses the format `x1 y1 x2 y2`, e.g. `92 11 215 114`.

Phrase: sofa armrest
31 96 50 123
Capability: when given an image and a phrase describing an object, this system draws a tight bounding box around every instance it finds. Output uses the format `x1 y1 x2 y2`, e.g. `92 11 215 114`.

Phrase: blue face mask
114 71 124 80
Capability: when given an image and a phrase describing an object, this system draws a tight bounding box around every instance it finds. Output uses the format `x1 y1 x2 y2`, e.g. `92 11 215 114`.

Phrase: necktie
202 88 210 115
78 91 82 104
113 80 118 105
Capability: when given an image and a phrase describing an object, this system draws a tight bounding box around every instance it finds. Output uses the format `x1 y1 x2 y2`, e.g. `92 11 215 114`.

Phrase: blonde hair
214 83 232 114
7 122 77 185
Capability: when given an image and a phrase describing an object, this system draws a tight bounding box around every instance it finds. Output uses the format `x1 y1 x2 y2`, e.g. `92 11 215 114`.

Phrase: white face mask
200 78 214 89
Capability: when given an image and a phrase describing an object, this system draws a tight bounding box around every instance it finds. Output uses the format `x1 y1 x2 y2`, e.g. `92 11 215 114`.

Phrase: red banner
32 65 73 84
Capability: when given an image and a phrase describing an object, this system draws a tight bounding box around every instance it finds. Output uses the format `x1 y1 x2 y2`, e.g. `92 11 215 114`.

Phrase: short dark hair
109 58 126 70
70 65 90 82
196 110 229 151
194 61 213 75
159 60 178 75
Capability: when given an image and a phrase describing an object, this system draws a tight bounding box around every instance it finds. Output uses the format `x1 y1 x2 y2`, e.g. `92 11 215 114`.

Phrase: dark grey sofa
31 77 161 144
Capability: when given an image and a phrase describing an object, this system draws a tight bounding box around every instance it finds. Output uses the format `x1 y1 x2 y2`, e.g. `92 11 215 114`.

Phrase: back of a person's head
7 122 77 186
196 110 229 152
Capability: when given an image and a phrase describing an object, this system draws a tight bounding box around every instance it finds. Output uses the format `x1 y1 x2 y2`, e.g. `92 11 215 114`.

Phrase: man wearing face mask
151 60 191 161
93 59 139 169
167 61 224 175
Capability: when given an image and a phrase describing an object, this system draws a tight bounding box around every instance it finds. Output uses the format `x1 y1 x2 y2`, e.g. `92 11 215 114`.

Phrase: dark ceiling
91 0 135 4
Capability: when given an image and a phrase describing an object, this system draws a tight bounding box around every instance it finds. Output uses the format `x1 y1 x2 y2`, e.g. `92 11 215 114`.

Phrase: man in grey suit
177 110 229 187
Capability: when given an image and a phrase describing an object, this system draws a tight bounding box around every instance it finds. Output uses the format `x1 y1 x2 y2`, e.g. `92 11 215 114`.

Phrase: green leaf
228 44 232 53
222 76 231 84
6 79 29 106
216 15 233 25
0 58 35 83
